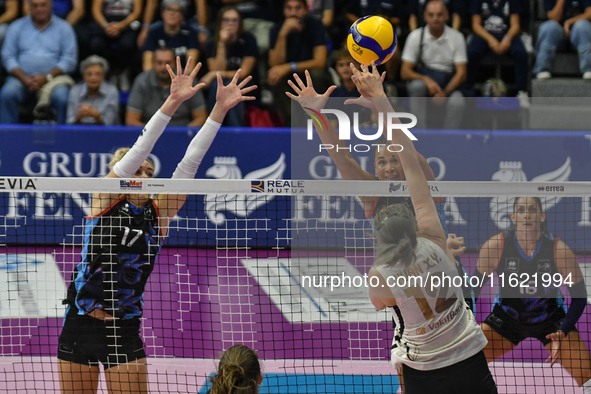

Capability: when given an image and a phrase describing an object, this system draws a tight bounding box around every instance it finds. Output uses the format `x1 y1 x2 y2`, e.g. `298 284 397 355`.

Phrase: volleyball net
1 177 590 393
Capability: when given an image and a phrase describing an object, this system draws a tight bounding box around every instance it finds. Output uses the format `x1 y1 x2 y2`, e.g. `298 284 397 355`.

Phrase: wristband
290 62 297 72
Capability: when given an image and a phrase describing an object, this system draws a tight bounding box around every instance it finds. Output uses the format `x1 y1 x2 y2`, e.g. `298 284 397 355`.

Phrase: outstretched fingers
305 70 313 88
237 75 253 89
240 85 257 95
231 69 242 85
166 64 175 80
189 60 202 79
287 79 302 95
322 85 337 97
176 56 182 76
293 73 307 91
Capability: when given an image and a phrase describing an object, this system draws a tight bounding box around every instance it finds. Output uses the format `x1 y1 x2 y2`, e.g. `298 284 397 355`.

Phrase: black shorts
484 304 570 346
57 308 146 368
402 351 498 394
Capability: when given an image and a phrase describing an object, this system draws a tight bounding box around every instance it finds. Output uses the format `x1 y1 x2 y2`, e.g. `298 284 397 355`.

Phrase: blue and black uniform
58 197 162 366
483 229 570 345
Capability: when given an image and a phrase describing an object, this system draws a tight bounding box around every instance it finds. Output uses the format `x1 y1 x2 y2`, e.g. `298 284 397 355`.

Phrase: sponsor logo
0 178 37 190
389 183 401 193
251 181 264 193
537 260 551 273
505 258 519 272
415 327 426 335
120 180 143 190
537 185 565 192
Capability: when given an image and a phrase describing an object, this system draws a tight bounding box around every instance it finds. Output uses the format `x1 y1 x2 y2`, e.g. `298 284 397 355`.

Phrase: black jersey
66 197 162 320
495 229 566 324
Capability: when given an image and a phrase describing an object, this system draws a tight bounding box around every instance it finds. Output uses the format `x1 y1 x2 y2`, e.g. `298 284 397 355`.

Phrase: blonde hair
373 204 417 268
210 345 261 394
109 147 154 170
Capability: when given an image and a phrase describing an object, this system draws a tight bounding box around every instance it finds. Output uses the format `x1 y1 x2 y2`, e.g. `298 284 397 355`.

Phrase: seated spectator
0 0 18 47
269 0 329 125
532 0 591 79
89 0 142 90
67 55 119 124
0 0 77 124
217 0 275 54
466 0 528 96
126 46 207 126
409 0 462 30
330 48 360 98
200 6 258 127
142 0 199 71
401 0 466 129
138 0 207 49
23 0 84 26
208 345 263 394
307 0 334 28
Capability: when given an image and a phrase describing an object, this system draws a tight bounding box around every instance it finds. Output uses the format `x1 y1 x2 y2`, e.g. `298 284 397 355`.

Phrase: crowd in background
0 0 589 126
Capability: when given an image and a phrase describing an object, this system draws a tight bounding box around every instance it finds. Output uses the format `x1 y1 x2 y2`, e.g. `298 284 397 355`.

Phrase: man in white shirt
401 0 467 129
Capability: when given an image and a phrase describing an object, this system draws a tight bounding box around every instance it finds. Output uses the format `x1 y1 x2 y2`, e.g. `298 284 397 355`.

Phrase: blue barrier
1 125 591 249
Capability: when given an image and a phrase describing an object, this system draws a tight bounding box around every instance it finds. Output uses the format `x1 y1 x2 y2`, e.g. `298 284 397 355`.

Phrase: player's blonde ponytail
374 204 417 268
210 345 261 394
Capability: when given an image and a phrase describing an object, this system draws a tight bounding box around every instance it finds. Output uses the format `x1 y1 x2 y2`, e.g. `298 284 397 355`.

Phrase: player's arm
368 266 397 309
349 63 445 245
553 239 587 336
472 234 503 299
155 70 256 235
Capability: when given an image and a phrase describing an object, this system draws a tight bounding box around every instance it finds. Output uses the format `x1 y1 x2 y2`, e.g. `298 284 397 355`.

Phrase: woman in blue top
57 59 256 393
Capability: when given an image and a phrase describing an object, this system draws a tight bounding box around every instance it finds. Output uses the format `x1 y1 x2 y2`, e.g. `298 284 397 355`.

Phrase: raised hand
167 56 206 103
350 62 387 98
344 71 386 113
214 69 257 113
285 70 336 113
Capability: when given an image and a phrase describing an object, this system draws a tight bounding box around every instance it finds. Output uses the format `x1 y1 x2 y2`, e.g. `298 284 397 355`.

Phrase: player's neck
516 231 541 256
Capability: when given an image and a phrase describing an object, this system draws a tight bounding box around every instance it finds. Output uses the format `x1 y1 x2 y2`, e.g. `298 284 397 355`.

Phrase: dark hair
215 6 244 46
154 45 175 58
284 0 307 8
373 204 418 268
210 345 261 394
512 197 548 233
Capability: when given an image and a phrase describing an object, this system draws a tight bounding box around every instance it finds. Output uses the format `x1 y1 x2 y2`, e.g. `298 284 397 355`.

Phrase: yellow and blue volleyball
347 15 397 66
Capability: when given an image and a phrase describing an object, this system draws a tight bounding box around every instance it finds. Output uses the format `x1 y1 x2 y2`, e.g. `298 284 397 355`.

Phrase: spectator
217 0 275 54
330 48 361 98
269 0 328 125
126 46 207 126
23 0 84 26
67 55 119 124
142 0 200 71
0 0 77 124
200 6 258 127
307 0 334 28
89 0 142 89
409 0 462 30
466 0 528 96
532 0 591 79
138 0 207 48
0 0 18 47
401 0 466 129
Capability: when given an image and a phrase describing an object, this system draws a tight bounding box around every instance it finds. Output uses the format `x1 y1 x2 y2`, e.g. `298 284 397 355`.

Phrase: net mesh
1 177 590 393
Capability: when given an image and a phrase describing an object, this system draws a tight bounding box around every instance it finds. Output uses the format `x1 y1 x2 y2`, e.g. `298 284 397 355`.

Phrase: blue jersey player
474 197 591 392
57 60 257 393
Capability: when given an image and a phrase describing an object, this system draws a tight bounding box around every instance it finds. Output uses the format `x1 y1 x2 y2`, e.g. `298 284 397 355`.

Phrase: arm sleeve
57 23 78 74
559 280 587 335
172 117 221 179
66 85 78 124
2 21 19 72
401 30 419 63
113 110 171 178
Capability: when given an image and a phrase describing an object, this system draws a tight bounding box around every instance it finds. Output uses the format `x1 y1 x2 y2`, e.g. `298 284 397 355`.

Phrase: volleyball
347 15 397 66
